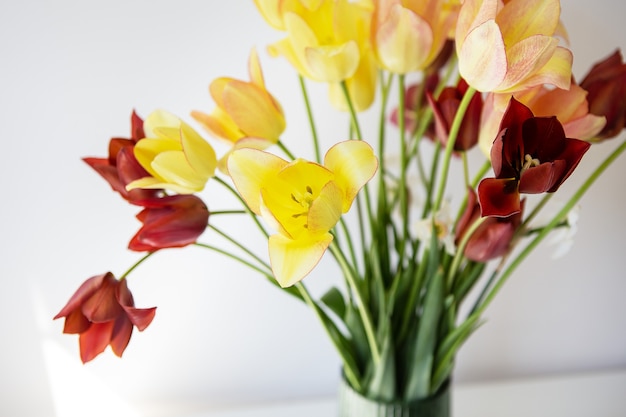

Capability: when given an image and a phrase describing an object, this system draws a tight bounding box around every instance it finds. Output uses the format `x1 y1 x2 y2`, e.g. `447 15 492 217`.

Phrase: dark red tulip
478 98 591 218
129 194 209 251
456 188 524 262
54 272 156 363
580 49 626 139
427 78 483 151
83 110 160 202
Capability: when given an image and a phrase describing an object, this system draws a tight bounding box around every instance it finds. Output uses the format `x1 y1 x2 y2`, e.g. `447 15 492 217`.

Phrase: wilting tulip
129 194 209 252
84 111 161 203
579 49 626 140
192 49 286 172
371 0 455 74
456 188 524 262
126 110 217 194
478 98 590 218
228 140 378 287
266 0 377 111
455 0 572 94
427 78 483 151
54 272 156 363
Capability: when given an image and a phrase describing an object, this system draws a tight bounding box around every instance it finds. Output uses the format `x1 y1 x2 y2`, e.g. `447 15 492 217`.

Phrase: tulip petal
496 0 560 46
323 140 378 212
228 148 288 214
248 48 266 88
222 81 285 141
304 41 360 82
458 19 507 92
268 233 333 287
477 177 521 218
191 109 242 143
79 321 114 363
510 46 572 92
180 123 217 180
498 35 558 92
376 5 433 73
307 181 343 234
151 151 207 192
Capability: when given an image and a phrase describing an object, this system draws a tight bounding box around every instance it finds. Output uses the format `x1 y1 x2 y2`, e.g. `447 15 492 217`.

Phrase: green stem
433 86 477 213
446 216 487 290
330 242 381 364
208 224 270 271
397 74 410 266
119 252 156 280
214 176 268 238
194 242 272 277
472 139 626 318
277 140 296 160
210 210 247 216
299 75 322 163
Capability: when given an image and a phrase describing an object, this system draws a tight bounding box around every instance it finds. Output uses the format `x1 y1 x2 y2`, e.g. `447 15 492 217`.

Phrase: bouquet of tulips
54 0 626 404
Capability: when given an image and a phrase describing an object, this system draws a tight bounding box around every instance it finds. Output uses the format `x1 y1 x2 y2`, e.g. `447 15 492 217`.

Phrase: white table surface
183 368 626 417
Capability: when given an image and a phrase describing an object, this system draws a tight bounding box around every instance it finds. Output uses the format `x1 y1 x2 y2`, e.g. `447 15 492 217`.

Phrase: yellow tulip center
291 185 315 223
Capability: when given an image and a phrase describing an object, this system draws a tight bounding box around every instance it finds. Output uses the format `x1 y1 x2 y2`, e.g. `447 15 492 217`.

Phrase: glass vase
338 377 451 417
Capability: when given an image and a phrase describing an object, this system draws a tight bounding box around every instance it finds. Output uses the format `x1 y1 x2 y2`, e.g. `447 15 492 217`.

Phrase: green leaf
403 268 444 400
320 286 346 319
431 315 483 392
366 322 397 401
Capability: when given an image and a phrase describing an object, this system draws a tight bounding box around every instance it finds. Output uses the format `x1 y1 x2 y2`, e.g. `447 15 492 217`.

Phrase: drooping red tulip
129 194 209 252
54 272 156 363
456 188 524 262
478 98 591 218
579 49 626 140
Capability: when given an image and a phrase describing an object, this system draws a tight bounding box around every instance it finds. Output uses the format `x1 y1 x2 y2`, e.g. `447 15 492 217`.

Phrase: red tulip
54 272 156 363
579 49 626 140
456 188 524 262
478 98 590 217
427 78 483 151
129 194 209 251
83 110 160 202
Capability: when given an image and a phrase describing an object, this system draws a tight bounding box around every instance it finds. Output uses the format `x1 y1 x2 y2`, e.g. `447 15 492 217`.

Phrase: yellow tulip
265 0 377 111
192 49 285 172
372 0 455 74
126 110 217 194
228 140 378 287
455 0 572 94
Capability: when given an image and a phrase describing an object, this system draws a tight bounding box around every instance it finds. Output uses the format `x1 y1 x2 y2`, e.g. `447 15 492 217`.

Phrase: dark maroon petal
519 160 566 194
547 138 591 192
116 280 156 331
522 117 566 161
465 221 515 262
54 274 107 319
477 177 521 218
79 321 114 363
107 138 135 165
83 158 128 196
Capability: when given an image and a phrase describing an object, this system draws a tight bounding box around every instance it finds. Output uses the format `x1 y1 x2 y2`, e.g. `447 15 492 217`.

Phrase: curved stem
433 86 477 213
119 252 156 280
194 242 272 277
330 242 381 364
214 176 269 238
299 75 322 163
208 224 270 271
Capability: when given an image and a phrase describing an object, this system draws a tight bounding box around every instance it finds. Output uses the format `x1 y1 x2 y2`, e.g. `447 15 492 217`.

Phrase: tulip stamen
522 154 540 173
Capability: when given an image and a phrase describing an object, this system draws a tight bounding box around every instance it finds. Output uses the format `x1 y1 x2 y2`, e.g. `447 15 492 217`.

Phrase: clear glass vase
338 377 451 417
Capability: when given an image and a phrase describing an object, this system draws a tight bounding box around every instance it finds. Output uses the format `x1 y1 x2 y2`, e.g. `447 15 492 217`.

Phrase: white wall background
1 1 625 416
